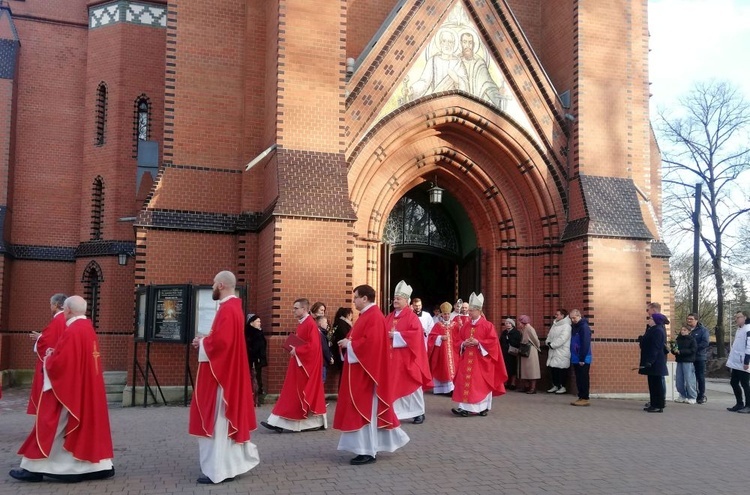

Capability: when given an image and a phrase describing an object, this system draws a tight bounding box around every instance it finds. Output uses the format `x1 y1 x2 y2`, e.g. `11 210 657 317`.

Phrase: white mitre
468 292 484 310
394 280 413 299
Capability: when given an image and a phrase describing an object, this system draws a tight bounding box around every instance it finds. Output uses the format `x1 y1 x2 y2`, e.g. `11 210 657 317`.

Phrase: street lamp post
662 179 704 314
691 182 702 313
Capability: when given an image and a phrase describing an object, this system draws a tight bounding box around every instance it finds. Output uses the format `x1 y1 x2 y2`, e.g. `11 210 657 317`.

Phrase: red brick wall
276 0 346 152
538 0 575 101
345 0 399 61
575 0 650 180
10 19 87 245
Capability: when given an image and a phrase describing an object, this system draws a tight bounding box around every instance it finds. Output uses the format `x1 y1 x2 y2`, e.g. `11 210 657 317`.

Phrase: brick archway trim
349 96 565 248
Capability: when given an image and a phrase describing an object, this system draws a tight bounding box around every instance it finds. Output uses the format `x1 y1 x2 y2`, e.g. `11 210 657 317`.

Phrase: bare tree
670 251 717 333
658 81 750 358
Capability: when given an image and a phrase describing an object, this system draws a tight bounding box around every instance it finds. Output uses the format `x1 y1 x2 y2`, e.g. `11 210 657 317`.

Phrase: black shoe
727 404 744 412
479 409 489 417
81 467 115 481
646 407 663 413
412 414 425 424
451 407 469 417
350 455 376 465
697 396 707 404
197 475 234 484
9 468 43 482
260 421 284 433
506 384 517 391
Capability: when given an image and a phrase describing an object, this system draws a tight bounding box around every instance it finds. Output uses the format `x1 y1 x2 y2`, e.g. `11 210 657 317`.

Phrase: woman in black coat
639 313 669 412
331 307 353 371
500 318 522 390
245 314 267 397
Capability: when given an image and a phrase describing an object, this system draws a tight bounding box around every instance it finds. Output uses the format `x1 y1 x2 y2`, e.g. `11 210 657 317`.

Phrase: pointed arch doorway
380 183 479 314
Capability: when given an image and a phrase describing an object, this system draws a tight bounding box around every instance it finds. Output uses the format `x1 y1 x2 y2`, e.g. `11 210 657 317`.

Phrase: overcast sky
649 0 750 113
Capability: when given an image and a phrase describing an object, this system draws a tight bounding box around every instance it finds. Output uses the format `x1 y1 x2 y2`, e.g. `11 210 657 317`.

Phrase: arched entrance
347 95 566 323
381 184 479 314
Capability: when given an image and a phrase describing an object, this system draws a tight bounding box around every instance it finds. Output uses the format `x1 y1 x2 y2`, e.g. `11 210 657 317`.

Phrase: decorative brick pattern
89 1 167 29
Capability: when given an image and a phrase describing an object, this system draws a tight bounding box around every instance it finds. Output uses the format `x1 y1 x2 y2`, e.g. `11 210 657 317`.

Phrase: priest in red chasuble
427 301 461 395
27 293 67 415
385 280 433 424
260 298 327 433
451 292 507 417
189 271 259 484
10 295 114 483
334 284 409 465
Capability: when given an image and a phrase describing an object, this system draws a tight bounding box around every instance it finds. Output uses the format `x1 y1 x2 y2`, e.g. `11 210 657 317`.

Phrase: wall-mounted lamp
118 252 129 266
428 176 444 204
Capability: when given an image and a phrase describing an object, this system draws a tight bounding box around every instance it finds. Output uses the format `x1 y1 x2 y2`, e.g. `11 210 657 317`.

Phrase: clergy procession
7 271 509 484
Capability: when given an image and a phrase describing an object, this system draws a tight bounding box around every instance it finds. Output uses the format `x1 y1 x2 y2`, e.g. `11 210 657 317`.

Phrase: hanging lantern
428 177 444 204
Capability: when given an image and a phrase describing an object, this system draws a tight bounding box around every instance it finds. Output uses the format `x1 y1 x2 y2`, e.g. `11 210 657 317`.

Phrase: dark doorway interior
389 251 456 314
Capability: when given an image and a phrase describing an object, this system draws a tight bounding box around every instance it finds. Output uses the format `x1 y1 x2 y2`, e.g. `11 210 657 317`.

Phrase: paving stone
0 385 746 494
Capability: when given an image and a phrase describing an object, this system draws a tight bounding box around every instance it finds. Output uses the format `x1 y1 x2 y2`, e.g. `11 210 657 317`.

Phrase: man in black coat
640 313 669 412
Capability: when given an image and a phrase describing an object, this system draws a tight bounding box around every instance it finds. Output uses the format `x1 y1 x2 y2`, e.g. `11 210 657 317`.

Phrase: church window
82 261 103 329
91 176 104 240
133 95 150 157
95 82 108 146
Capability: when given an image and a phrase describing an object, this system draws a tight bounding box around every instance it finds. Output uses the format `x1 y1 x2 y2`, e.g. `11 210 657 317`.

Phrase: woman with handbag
499 318 521 390
518 315 541 394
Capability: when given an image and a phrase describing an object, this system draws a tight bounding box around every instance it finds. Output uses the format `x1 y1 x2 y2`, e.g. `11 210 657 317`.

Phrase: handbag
508 345 520 356
519 342 532 358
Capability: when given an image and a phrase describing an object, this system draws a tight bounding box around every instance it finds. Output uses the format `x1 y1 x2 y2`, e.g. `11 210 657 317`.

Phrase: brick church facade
0 0 670 399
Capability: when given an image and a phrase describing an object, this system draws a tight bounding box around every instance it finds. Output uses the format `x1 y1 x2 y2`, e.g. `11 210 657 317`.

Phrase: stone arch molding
348 95 565 251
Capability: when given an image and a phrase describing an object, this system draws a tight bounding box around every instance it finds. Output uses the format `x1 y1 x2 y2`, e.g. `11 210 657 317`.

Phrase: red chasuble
27 312 66 415
333 305 401 432
453 316 508 404
18 317 113 463
427 319 461 383
453 314 470 329
271 315 326 420
385 309 433 399
189 297 256 443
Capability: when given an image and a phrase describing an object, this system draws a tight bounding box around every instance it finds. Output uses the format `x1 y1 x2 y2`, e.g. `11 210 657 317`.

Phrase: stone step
103 371 127 404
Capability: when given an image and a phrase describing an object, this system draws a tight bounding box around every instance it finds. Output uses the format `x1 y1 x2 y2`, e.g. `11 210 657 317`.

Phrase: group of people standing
495 309 592 406
637 302 750 414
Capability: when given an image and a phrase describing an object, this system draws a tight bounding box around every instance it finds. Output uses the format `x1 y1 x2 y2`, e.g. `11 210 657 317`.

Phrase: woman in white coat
546 309 572 394
726 310 750 413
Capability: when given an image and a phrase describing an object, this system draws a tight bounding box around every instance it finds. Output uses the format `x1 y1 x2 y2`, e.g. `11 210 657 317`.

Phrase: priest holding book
261 298 327 433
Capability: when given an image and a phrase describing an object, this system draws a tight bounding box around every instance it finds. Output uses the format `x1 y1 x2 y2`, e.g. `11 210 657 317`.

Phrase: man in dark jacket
640 313 669 412
686 313 710 403
569 309 592 406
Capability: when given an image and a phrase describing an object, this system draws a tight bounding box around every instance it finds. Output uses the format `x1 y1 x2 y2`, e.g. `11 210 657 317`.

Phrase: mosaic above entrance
375 2 536 138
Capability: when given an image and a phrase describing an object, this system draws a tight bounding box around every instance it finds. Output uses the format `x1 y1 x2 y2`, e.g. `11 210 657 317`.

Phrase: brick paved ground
0 382 745 495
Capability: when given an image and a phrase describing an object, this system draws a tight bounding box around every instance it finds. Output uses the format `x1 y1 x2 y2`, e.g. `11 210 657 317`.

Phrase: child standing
672 325 698 404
